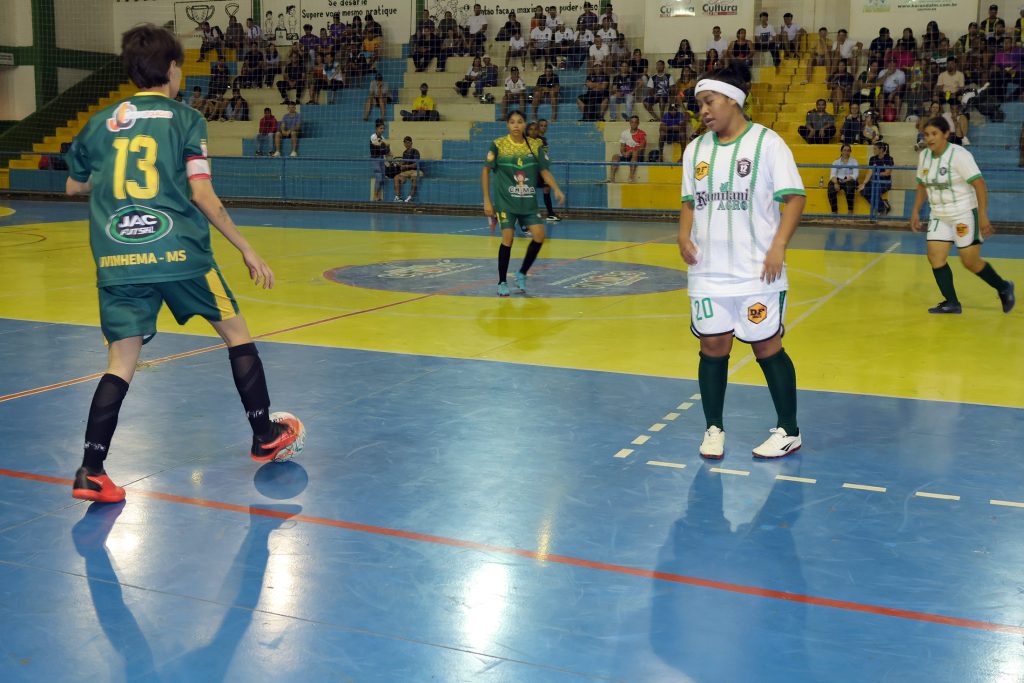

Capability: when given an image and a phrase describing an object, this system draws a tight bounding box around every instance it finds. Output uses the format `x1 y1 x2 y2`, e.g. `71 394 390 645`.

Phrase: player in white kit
677 64 807 460
910 115 1015 314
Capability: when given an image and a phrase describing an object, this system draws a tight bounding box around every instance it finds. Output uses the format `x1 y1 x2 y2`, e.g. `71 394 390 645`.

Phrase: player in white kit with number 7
677 64 807 460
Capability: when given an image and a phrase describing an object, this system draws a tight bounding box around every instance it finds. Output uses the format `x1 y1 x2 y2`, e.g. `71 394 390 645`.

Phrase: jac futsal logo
956 223 969 237
106 102 174 132
509 170 535 198
737 158 752 177
105 206 173 244
748 302 767 324
695 161 709 181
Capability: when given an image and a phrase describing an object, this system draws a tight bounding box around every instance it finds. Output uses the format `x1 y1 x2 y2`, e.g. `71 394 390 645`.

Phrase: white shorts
690 291 788 343
926 210 981 249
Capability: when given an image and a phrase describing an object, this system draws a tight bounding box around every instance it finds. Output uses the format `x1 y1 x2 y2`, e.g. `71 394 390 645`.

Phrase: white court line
663 412 681 421
690 393 701 400
843 483 887 493
727 242 900 378
614 448 634 458
649 423 666 432
677 402 694 410
709 467 750 477
776 475 817 484
991 499 1024 509
631 435 650 445
916 491 961 501
648 460 687 469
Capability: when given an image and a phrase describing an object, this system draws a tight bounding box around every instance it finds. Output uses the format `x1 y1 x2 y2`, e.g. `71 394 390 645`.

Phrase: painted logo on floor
324 259 686 298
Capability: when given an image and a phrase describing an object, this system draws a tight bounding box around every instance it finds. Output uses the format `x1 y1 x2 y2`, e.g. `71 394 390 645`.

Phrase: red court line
0 233 675 404
3 464 1021 637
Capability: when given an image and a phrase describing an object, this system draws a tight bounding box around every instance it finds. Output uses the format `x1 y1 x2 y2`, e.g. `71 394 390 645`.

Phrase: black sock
697 352 729 430
932 264 959 303
520 239 543 274
498 243 512 282
757 348 799 436
82 373 130 473
228 343 272 438
975 262 1009 292
543 190 555 216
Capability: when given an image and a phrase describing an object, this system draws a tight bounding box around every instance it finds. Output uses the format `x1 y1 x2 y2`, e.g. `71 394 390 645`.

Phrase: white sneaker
393 195 402 201
961 136 971 146
289 151 297 157
699 426 725 460
270 151 279 157
752 428 802 459
403 195 413 202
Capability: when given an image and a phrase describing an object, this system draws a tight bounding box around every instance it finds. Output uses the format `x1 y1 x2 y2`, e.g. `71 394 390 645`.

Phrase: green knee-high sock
975 262 1009 292
698 352 729 430
932 264 959 303
756 348 799 436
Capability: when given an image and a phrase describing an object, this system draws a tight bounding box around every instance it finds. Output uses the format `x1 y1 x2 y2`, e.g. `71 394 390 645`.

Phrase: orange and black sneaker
251 411 305 463
72 467 126 504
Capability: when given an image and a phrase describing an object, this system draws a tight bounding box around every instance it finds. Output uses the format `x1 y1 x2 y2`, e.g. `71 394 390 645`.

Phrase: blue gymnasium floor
1 199 1024 682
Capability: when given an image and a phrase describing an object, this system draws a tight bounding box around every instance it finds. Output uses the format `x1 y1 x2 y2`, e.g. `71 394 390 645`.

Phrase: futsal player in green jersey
482 110 565 296
910 115 1015 314
65 25 303 503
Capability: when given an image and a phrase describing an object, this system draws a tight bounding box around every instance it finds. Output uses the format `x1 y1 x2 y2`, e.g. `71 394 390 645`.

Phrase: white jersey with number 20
681 122 805 297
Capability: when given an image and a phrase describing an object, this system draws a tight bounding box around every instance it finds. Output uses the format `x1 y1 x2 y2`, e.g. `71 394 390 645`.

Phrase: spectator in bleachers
397 83 438 122
306 54 328 104
188 86 205 111
608 115 646 183
929 37 955 81
905 59 927 118
859 141 893 214
546 6 565 31
197 21 224 62
533 63 560 121
456 56 483 96
273 102 301 157
362 27 381 72
410 27 436 72
839 102 864 144
643 60 676 121
610 60 640 121
988 23 1010 55
1015 8 1024 45
944 101 969 144
502 66 528 119
329 14 346 44
437 11 460 46
477 55 500 99
553 23 576 68
244 18 263 58
369 119 390 200
277 51 305 103
868 28 893 66
828 59 854 114
601 4 618 30
530 19 554 69
832 29 862 70
991 36 1022 96
849 62 880 109
658 103 686 160
325 55 346 103
238 45 265 88
575 23 596 69
264 44 281 87
576 2 599 32
915 101 942 149
506 29 528 70
392 136 422 202
255 107 277 156
703 48 722 73
364 14 383 39
497 12 521 41
588 34 611 74
577 62 609 120
628 48 649 78
611 33 629 63
318 28 333 61
956 23 986 73
877 58 907 117
668 39 696 76
298 24 319 65
798 99 836 143
860 111 882 145
347 15 364 44
893 28 917 69
363 72 391 121
922 20 944 52
935 59 965 104
465 4 488 57
208 59 231 99
802 27 831 84
437 29 461 72
416 9 435 34
224 87 250 121
529 6 546 31
726 29 754 68
754 12 781 69
707 26 729 63
597 17 618 46
203 92 228 121
828 144 860 213
982 4 1005 38
778 13 805 58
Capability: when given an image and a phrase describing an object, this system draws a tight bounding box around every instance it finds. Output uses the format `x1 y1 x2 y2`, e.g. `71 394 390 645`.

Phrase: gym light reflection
462 562 511 650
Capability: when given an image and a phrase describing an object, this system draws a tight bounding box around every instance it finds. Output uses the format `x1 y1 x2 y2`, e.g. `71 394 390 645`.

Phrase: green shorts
494 209 541 231
98 267 239 344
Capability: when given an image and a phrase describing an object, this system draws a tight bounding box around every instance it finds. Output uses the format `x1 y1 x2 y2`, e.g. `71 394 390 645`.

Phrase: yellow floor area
1 220 1022 408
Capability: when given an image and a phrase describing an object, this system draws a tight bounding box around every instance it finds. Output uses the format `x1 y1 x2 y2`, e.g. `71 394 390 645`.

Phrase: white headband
695 79 746 108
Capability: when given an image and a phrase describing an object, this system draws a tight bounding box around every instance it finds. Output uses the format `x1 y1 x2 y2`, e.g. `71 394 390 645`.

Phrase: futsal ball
269 411 306 462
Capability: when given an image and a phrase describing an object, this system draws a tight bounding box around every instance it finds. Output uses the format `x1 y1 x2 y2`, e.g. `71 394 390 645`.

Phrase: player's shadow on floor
253 460 309 500
72 501 302 681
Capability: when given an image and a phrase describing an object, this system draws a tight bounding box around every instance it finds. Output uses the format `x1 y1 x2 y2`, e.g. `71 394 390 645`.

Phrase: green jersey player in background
66 25 303 503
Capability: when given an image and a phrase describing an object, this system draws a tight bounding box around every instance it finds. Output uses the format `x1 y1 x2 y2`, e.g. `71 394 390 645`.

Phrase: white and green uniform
916 142 983 248
680 122 805 342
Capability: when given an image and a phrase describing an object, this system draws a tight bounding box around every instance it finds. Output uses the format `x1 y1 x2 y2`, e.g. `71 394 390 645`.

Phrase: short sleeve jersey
485 135 550 214
66 93 214 288
680 123 805 296
916 143 982 219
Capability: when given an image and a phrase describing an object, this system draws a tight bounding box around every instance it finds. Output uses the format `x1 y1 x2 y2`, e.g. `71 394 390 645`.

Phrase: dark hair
759 11 768 17
374 118 384 126
264 107 272 113
925 116 950 133
506 109 526 122
840 143 852 151
121 24 184 89
403 135 413 142
700 62 752 97
784 12 793 18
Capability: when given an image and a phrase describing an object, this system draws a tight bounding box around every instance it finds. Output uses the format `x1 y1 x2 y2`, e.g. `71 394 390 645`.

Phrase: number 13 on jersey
112 135 159 200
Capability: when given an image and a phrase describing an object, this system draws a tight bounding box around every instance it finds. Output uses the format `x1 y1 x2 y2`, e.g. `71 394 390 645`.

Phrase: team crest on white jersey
737 158 752 177
695 161 709 181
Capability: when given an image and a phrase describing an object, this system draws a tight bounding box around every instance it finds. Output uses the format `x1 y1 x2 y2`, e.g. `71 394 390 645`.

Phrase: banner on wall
644 0 755 53
849 0 970 44
424 1 641 41
173 1 250 34
261 0 414 43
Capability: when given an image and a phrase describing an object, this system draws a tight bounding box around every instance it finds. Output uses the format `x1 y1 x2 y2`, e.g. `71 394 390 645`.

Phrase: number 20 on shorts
693 297 713 321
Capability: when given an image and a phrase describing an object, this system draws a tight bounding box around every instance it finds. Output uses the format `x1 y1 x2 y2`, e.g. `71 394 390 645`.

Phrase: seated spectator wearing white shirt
827 144 860 213
588 34 611 74
465 4 488 57
753 12 781 68
707 26 729 62
779 13 805 58
545 6 564 31
502 66 528 119
877 58 906 114
832 29 862 69
608 115 646 183
552 25 576 68
530 23 553 68
506 30 527 70
597 17 618 45
575 26 595 69
600 4 618 30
